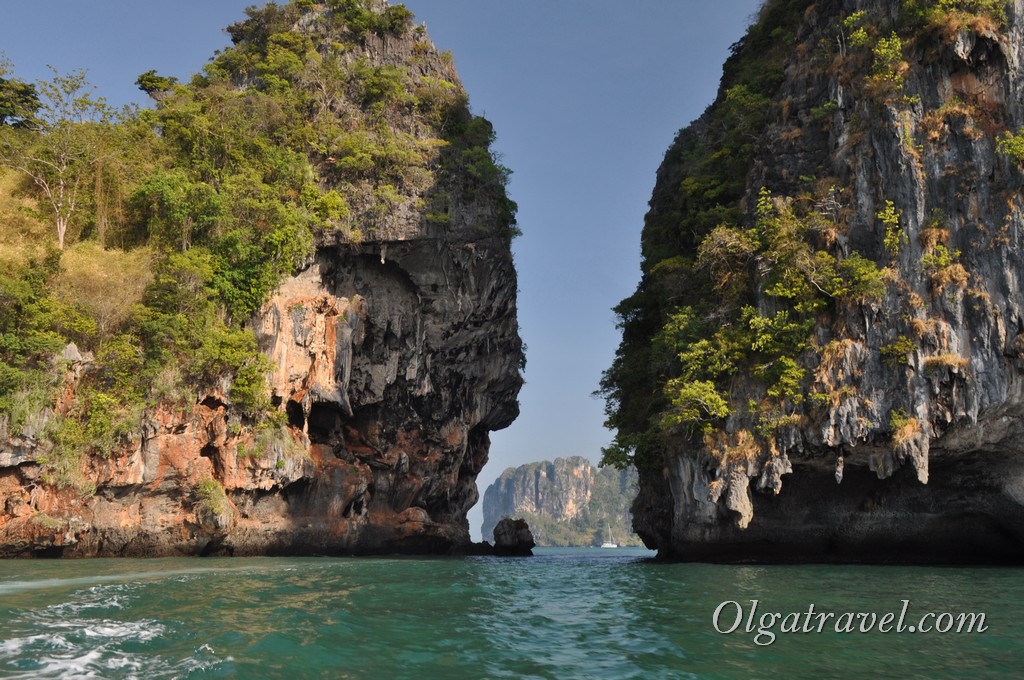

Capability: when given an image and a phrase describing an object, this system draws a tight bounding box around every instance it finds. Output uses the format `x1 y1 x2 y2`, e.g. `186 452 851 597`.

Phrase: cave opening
307 402 346 444
342 496 365 518
286 400 306 430
200 396 224 411
200 444 221 477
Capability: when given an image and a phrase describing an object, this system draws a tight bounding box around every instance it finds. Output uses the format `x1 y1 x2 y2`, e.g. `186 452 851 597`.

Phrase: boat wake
0 578 228 679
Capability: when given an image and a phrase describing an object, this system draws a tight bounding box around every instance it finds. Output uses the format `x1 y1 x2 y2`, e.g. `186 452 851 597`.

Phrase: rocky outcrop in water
613 0 1024 562
0 2 522 557
481 457 641 546
492 517 534 556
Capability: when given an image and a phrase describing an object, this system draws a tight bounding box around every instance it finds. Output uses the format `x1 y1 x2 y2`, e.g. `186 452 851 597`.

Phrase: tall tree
0 67 115 249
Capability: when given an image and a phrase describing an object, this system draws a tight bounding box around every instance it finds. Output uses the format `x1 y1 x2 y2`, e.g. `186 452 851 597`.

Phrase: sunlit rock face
481 456 641 546
630 0 1024 562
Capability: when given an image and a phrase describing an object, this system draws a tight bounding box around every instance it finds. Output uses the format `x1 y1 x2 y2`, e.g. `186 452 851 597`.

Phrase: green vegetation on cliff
598 0 816 472
0 0 516 491
599 0 1012 473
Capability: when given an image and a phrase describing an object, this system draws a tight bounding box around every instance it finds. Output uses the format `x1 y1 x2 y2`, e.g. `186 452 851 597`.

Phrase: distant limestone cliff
481 457 641 546
602 0 1024 562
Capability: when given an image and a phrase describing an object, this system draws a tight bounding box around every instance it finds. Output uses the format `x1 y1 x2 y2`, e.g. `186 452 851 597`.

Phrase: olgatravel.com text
713 599 988 646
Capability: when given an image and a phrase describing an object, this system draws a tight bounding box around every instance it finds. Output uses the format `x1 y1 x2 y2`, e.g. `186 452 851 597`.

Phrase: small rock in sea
492 518 535 556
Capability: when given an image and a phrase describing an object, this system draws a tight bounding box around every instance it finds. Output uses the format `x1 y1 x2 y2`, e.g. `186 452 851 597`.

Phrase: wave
0 569 240 679
0 564 258 596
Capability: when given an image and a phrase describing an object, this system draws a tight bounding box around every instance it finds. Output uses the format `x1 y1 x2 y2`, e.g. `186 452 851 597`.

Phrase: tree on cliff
0 58 39 128
0 67 115 249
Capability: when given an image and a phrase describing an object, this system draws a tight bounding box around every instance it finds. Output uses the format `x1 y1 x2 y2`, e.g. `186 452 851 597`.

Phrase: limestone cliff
607 0 1024 562
481 457 641 547
0 1 523 557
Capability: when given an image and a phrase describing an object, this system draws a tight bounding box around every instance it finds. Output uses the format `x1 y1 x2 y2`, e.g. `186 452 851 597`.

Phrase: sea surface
0 547 1020 679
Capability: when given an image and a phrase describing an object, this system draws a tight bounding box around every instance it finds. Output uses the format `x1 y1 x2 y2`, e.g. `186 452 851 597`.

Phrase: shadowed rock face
630 0 1024 562
0 6 523 558
492 517 535 556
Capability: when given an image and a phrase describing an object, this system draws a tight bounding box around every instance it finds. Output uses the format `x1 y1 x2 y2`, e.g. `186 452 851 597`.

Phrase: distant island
481 457 643 547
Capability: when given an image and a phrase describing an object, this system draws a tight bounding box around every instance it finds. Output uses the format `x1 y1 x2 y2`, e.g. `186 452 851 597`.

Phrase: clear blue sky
0 0 763 540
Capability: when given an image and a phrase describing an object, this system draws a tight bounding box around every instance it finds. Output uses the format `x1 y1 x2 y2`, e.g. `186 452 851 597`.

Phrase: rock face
481 457 641 546
0 232 521 560
492 517 535 556
619 0 1024 562
0 4 523 557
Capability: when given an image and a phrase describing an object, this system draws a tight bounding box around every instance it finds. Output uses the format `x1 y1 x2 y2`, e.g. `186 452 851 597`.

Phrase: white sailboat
600 525 618 549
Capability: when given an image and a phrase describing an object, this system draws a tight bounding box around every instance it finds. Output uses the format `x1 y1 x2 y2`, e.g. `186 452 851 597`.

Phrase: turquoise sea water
0 548 1020 679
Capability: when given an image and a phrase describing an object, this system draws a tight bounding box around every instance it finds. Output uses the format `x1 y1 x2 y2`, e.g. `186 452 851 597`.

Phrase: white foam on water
0 562 288 677
2 579 176 679
0 632 73 656
81 620 164 642
2 647 106 680
100 654 144 672
0 616 221 680
45 592 131 619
